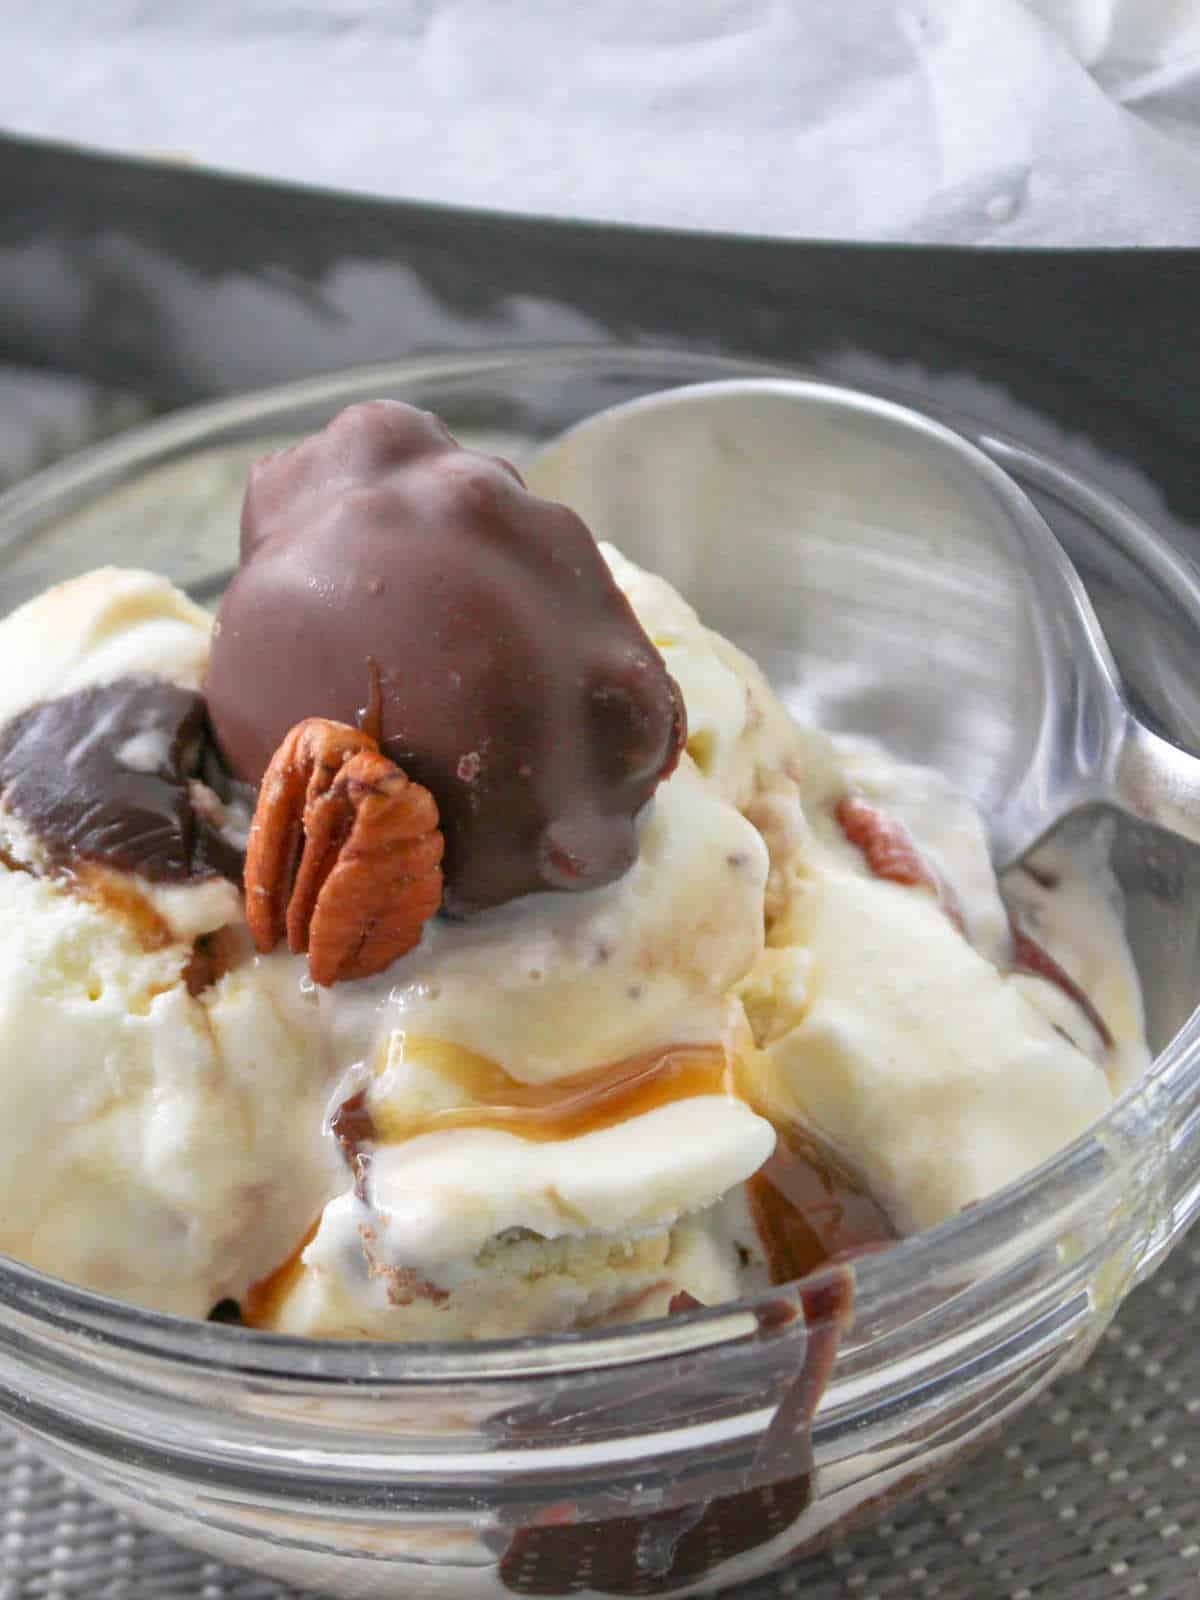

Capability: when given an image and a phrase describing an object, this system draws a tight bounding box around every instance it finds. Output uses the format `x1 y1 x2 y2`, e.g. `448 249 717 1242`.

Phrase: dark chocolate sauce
207 1298 244 1325
499 1477 815 1596
497 1268 858 1596
748 1121 898 1285
0 677 245 884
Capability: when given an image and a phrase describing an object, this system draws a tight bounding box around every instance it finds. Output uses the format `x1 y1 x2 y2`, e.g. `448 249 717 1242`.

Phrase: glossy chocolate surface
206 400 685 913
748 1121 898 1284
0 677 243 884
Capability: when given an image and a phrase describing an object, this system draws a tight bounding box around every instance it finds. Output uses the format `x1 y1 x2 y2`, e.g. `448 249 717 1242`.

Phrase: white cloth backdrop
2 0 1199 244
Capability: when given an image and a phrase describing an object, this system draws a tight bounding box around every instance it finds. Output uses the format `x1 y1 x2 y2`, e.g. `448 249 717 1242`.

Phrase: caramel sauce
68 862 173 950
343 1036 895 1290
71 862 246 1001
369 1038 730 1146
182 923 243 997
356 655 384 744
1 833 242 1001
241 1218 320 1329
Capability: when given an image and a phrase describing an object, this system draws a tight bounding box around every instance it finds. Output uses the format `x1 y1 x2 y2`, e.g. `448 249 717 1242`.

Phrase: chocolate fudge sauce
0 677 244 884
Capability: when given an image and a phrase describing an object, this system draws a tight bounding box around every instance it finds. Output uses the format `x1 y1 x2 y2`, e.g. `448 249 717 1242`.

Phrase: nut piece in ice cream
835 793 941 896
244 717 444 985
205 400 686 914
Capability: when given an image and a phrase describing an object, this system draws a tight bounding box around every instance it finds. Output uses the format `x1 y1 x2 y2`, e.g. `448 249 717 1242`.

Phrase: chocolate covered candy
206 401 685 914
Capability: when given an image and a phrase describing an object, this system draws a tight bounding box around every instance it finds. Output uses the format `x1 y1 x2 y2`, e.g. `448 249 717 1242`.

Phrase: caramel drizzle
0 845 175 950
367 1039 730 1147
241 1217 320 1329
67 862 174 950
356 656 384 744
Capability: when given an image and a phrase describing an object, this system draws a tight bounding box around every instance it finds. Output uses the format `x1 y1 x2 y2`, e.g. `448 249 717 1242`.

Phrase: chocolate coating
0 678 245 884
205 400 686 914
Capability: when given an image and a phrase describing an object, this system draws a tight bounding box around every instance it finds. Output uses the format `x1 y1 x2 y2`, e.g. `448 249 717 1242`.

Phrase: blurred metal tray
1 134 1197 541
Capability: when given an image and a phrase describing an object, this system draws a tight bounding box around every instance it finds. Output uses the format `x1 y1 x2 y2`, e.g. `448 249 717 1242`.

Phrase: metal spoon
525 378 1200 871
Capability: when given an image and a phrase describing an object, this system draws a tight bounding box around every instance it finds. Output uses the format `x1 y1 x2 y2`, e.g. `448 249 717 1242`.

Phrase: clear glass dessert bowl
0 346 1198 1598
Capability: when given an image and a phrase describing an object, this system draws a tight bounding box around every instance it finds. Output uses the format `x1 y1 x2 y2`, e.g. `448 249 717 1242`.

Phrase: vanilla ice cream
608 544 1146 1233
0 570 342 1318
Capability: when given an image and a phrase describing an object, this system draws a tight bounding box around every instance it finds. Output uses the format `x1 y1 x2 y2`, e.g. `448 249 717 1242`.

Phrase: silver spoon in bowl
525 378 1200 872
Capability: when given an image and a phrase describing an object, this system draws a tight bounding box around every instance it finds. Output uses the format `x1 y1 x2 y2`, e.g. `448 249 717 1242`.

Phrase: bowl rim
1 341 1197 1383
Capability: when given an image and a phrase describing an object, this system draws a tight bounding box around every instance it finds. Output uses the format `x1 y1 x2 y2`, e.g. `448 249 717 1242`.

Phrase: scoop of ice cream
729 736 1148 1231
600 542 1147 1231
742 865 1116 1231
0 568 342 1314
0 867 340 1318
323 753 771 1083
0 569 248 942
252 719 782 1335
262 1197 766 1341
0 565 213 722
205 401 686 914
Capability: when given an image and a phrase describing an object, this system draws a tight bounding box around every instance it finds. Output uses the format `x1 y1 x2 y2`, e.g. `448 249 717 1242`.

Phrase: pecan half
834 793 938 891
835 793 965 934
244 717 443 985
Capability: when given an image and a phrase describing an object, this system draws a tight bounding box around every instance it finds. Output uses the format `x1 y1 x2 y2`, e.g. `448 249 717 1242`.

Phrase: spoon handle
1115 720 1200 848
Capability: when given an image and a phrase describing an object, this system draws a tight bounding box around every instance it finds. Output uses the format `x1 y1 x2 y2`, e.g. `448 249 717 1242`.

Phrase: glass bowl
0 346 1198 1599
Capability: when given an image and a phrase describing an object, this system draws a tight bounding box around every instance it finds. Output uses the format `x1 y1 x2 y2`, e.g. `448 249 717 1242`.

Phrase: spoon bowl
527 378 1200 870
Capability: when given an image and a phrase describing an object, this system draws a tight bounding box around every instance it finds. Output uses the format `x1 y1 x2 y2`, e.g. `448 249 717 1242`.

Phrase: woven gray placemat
2 1228 1197 1600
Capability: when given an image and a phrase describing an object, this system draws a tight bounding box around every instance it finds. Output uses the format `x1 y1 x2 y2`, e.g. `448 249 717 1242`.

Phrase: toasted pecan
834 794 939 892
835 792 966 933
244 717 443 984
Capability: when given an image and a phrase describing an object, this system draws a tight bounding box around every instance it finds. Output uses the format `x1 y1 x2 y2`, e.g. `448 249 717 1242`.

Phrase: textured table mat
1 371 1198 1599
